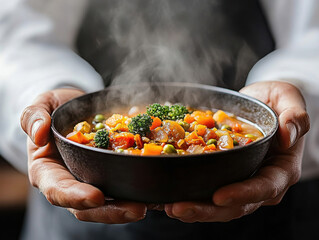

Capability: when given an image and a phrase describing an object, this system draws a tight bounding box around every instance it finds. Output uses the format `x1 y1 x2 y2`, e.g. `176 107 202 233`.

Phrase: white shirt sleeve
247 0 319 96
0 0 104 173
248 0 319 180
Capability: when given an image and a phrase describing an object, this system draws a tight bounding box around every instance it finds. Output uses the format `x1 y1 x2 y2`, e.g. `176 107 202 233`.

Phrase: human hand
165 81 310 223
21 88 147 224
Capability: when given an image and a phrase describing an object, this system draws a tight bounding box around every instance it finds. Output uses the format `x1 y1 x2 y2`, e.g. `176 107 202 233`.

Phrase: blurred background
0 156 29 240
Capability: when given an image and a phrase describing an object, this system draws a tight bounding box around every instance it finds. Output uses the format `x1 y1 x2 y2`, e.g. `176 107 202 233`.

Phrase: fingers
68 201 147 224
164 140 304 223
165 201 262 223
277 106 310 149
21 89 84 146
21 105 52 146
28 138 105 210
240 81 310 149
269 83 309 149
212 138 304 208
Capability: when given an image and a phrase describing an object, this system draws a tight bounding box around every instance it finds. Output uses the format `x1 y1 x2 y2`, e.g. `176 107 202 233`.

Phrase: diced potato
74 121 91 134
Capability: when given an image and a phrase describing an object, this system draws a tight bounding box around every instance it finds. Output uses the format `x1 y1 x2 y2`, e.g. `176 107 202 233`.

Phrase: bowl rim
51 82 279 159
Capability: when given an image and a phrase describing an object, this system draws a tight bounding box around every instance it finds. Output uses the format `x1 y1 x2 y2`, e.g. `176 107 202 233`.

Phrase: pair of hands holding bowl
21 81 310 224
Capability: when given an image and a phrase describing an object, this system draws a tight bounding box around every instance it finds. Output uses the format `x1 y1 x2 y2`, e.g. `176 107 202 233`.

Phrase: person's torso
76 0 274 91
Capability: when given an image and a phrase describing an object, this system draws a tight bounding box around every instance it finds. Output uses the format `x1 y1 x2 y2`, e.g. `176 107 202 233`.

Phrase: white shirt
0 0 318 179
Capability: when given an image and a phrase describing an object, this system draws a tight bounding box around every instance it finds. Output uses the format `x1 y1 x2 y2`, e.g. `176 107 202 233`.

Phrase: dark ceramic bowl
51 82 278 203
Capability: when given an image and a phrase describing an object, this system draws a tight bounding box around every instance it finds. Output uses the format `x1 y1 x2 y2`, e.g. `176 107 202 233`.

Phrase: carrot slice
134 134 144 149
184 131 206 146
142 143 163 155
150 117 162 130
66 131 90 144
126 149 142 155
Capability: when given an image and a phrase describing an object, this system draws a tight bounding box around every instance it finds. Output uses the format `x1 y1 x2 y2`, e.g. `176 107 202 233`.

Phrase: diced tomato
150 117 162 130
142 143 163 155
66 131 90 144
111 132 135 149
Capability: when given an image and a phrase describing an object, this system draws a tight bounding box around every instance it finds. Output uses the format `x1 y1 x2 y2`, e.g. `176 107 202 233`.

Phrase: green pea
206 139 217 145
163 144 177 154
233 139 239 146
245 134 255 139
94 114 105 123
95 123 105 130
115 148 124 153
179 121 190 131
221 124 232 131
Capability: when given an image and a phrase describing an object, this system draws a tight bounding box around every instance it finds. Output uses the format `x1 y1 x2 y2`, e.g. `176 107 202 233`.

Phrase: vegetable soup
66 103 264 155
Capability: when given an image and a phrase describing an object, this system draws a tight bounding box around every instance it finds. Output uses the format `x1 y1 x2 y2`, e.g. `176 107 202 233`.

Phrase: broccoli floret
94 129 109 148
146 103 170 120
128 114 153 136
167 104 190 120
147 103 189 120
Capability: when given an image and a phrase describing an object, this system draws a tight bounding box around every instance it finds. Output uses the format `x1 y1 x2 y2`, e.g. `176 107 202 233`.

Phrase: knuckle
20 106 37 131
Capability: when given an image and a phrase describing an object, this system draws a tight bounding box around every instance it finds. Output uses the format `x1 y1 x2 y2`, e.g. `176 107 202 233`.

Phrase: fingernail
82 199 100 208
31 120 43 141
124 211 139 221
286 122 297 147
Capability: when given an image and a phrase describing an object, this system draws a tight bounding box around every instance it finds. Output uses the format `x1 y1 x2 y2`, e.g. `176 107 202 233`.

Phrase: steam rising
85 0 258 107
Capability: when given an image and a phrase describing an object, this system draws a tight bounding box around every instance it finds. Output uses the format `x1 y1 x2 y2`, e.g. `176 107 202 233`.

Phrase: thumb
241 82 310 149
20 89 84 146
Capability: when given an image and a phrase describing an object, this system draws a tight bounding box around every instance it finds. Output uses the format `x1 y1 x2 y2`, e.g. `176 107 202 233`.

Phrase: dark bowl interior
51 82 278 203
